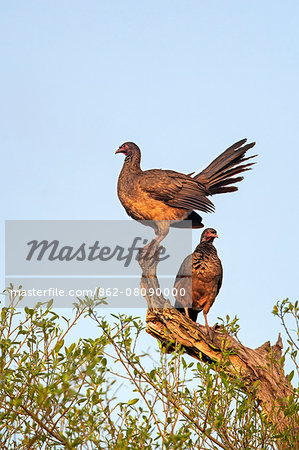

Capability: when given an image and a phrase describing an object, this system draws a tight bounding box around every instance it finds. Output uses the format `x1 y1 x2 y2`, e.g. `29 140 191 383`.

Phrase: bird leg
154 232 168 247
139 239 161 259
204 312 214 339
140 222 170 258
184 307 190 318
138 241 168 270
204 312 209 329
139 239 156 255
154 221 170 245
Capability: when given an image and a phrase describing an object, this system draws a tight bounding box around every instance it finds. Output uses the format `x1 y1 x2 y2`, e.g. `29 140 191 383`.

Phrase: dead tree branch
137 248 297 438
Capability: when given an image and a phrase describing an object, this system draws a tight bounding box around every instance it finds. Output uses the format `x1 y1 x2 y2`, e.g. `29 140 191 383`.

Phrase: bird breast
192 248 221 282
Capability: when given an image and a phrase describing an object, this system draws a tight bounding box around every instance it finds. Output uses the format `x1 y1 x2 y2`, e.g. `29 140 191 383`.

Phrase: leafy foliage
0 290 298 449
273 298 299 377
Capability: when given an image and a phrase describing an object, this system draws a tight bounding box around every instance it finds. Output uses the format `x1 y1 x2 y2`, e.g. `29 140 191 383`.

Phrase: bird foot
205 323 221 340
206 325 214 340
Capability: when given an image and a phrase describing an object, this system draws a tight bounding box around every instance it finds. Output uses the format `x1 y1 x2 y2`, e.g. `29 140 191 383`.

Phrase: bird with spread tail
115 139 256 252
174 228 222 329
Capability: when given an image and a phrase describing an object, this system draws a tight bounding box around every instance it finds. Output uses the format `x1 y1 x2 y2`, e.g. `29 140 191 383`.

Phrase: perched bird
115 139 256 252
174 228 223 329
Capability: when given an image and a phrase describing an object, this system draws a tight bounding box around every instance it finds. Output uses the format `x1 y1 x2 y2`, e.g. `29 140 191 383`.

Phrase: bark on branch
137 247 297 438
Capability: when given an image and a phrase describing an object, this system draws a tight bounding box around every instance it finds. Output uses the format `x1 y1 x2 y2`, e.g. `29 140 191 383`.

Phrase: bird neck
123 151 142 172
196 241 215 252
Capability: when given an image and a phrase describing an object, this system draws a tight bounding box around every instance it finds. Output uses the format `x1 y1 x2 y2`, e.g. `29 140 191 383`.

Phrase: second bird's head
201 228 218 243
115 142 141 158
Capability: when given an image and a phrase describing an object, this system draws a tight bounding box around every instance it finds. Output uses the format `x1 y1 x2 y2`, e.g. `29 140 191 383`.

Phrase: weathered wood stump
138 246 297 442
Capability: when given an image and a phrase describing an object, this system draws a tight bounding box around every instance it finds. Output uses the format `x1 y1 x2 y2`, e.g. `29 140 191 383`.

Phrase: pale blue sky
1 1 298 352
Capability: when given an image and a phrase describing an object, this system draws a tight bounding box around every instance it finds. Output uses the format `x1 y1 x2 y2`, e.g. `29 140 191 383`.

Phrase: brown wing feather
138 169 215 213
173 254 192 310
194 140 257 195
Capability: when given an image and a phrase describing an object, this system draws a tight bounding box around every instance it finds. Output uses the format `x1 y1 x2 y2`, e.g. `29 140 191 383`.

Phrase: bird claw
206 326 214 340
206 323 220 339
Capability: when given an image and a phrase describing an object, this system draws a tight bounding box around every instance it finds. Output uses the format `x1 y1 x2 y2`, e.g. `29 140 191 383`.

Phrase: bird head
115 142 141 157
201 228 218 243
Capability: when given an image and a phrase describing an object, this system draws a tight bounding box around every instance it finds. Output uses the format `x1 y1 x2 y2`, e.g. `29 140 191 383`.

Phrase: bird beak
215 234 219 238
115 148 122 154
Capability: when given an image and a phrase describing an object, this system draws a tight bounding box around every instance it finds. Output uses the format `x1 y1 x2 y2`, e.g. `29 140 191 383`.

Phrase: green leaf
128 398 139 406
288 370 294 382
55 339 64 354
47 299 54 309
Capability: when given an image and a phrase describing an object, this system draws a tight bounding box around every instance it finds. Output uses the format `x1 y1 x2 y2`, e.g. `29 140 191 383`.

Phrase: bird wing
175 254 193 278
216 261 223 296
137 169 215 213
173 254 193 309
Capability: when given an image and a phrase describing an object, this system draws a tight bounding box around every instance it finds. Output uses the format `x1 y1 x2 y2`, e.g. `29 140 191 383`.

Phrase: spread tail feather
194 139 257 195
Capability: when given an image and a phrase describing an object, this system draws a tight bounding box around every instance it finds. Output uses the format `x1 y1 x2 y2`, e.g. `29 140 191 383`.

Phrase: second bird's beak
115 148 122 154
